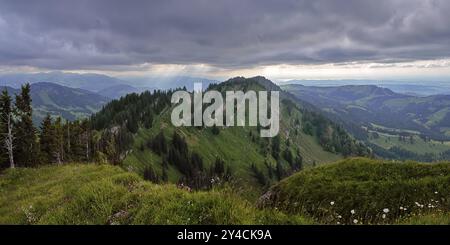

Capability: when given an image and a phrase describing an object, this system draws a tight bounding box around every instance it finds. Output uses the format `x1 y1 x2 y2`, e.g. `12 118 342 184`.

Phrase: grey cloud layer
0 0 450 70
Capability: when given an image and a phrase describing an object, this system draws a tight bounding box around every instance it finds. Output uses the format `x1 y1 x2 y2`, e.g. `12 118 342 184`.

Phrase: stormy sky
1 0 450 80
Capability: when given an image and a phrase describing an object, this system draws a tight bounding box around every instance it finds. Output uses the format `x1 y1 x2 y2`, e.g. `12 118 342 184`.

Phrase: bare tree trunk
5 113 14 168
67 125 70 155
85 132 89 161
56 152 61 165
60 139 64 163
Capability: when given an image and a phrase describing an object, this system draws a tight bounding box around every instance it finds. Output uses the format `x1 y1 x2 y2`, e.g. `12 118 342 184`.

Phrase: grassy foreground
259 158 450 224
0 164 309 225
1 158 449 225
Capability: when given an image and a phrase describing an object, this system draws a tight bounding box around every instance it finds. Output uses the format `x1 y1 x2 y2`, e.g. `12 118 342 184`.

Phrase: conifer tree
40 114 56 164
271 135 280 160
14 84 39 167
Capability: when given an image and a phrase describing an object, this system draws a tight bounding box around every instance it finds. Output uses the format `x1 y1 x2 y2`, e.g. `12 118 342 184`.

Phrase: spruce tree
271 135 280 160
14 84 39 167
39 114 56 164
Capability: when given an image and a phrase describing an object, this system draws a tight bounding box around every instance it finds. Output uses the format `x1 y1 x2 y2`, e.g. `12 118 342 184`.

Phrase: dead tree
4 112 15 168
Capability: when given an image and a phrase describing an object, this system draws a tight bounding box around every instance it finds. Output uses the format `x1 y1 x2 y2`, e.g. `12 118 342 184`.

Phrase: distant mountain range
117 75 219 91
1 82 110 123
0 72 222 123
283 84 450 138
283 84 450 160
97 84 153 99
0 71 125 92
282 80 450 96
0 72 219 99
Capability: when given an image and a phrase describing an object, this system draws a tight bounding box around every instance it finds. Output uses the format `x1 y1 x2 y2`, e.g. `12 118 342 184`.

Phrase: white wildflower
353 219 358 224
382 214 386 219
350 209 356 214
330 201 335 206
383 208 389 213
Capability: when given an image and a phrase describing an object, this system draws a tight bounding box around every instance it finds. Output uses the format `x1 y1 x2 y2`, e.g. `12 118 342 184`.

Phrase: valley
283 84 450 161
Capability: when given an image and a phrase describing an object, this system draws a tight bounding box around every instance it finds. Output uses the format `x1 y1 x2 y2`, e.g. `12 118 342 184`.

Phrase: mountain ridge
91 76 370 198
1 82 110 123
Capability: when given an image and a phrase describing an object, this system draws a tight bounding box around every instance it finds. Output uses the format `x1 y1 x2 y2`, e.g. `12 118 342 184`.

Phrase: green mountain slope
91 76 370 198
259 157 450 225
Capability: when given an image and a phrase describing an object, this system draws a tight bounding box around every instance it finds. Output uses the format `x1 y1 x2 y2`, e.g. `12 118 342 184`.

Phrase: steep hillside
91 77 370 199
259 158 450 225
0 164 309 225
1 82 110 123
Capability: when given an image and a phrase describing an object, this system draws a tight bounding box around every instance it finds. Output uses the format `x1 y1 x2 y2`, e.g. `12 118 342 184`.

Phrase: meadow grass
1 158 448 225
0 164 310 225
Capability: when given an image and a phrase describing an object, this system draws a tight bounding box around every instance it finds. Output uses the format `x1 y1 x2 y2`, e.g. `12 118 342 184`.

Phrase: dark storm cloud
0 0 450 70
